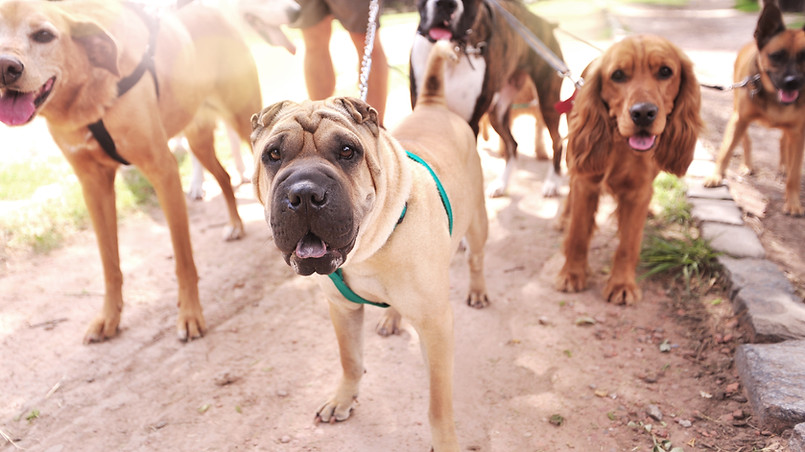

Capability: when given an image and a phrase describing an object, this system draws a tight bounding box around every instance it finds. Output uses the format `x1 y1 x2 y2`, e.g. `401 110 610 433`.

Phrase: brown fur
703 2 805 216
556 35 702 304
0 0 262 342
250 41 488 452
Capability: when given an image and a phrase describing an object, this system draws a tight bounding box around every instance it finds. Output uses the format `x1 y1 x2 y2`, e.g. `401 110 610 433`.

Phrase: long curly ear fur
567 60 612 175
653 49 703 177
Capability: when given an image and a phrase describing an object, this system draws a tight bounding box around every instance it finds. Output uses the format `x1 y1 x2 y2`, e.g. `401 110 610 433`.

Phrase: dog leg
225 122 250 185
189 153 206 200
317 301 365 423
739 134 754 176
704 112 749 187
533 113 549 160
184 113 245 241
409 304 459 452
603 183 653 304
779 133 791 177
465 204 490 309
375 307 402 337
556 175 601 292
66 155 124 343
782 129 805 216
486 87 518 198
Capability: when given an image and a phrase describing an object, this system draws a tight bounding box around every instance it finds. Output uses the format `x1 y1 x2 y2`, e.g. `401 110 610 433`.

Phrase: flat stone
691 198 744 225
686 179 733 200
719 256 794 299
791 423 805 452
735 341 805 433
701 223 765 258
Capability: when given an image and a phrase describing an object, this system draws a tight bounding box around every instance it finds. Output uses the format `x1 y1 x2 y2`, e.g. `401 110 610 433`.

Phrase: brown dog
410 0 564 197
0 0 261 342
250 41 488 452
556 35 702 304
704 2 805 216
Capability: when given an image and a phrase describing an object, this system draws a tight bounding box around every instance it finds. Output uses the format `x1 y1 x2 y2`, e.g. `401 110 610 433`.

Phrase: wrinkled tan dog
0 0 261 342
251 41 489 452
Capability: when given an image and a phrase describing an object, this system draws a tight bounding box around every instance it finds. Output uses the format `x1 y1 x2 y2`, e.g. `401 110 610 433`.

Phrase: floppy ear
250 101 290 206
754 1 786 50
335 97 380 136
69 19 119 76
653 50 703 177
567 60 612 174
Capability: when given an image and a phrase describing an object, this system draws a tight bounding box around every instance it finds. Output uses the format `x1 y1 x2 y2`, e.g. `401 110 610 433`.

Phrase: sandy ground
0 2 800 451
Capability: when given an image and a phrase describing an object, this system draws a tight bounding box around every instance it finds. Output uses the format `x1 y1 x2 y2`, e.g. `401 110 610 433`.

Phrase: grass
639 174 721 292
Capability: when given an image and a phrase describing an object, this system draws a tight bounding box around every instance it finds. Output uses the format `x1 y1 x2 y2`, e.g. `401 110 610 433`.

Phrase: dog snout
287 180 328 211
0 55 24 86
629 102 658 127
782 74 803 91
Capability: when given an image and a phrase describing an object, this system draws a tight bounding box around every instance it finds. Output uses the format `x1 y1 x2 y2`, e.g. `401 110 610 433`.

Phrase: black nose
783 74 803 91
0 55 24 85
629 102 658 127
287 180 327 211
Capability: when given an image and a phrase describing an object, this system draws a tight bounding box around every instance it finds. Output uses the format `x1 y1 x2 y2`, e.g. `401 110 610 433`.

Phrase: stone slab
701 222 765 259
735 341 805 433
686 179 733 201
719 257 794 299
792 423 805 452
691 198 744 225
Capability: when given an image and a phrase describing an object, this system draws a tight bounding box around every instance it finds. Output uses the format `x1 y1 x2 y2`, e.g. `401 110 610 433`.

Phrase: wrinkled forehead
256 100 366 147
601 36 682 76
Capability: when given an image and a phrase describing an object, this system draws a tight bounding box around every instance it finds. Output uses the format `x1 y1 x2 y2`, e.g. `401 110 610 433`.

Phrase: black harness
88 3 160 166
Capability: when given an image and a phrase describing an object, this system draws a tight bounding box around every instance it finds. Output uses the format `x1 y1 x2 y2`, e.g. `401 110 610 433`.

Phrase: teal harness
326 151 453 308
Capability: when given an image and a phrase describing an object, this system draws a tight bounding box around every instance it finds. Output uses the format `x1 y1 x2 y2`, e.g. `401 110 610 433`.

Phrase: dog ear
335 97 379 136
754 1 786 50
251 101 289 138
567 60 611 175
69 19 120 77
653 49 703 177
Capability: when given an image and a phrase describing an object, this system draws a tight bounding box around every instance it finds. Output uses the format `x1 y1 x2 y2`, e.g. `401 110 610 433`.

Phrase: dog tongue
0 90 36 126
628 134 656 151
429 27 452 41
779 90 799 104
295 234 327 259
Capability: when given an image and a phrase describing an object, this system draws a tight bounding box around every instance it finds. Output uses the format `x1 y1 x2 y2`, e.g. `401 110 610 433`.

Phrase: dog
703 1 805 216
410 0 564 197
555 34 702 304
250 41 489 452
0 0 262 342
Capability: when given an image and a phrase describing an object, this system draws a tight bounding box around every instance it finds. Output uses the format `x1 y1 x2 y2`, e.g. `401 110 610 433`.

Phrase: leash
327 150 453 308
700 74 761 93
485 0 583 89
358 0 381 102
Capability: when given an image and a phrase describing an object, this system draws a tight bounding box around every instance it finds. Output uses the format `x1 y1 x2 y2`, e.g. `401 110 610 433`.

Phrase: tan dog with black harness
704 1 805 216
0 0 261 342
250 41 489 452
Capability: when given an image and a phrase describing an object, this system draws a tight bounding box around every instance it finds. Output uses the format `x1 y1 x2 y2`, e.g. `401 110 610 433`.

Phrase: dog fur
703 1 805 216
555 34 703 304
0 0 262 342
410 0 564 197
250 41 489 452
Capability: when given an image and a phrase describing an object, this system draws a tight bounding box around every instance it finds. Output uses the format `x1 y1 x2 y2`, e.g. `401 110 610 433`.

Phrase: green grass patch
735 0 760 12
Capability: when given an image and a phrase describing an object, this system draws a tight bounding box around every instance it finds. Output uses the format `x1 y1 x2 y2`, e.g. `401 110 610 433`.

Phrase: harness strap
326 150 453 308
88 3 160 166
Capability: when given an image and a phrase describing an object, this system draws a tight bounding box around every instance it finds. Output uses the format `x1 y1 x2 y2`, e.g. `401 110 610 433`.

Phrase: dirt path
0 3 797 451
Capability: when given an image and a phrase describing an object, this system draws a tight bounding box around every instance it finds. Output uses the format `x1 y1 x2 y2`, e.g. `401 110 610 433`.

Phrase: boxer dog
704 1 805 216
251 41 489 452
0 0 262 342
410 0 564 197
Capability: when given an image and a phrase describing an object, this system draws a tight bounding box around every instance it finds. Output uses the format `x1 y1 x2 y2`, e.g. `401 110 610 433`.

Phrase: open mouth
627 132 657 152
0 76 55 126
427 24 453 41
778 89 799 105
283 231 354 276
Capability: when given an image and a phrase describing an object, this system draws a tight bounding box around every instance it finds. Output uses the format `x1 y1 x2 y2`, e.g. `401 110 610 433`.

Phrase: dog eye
31 29 55 44
262 147 281 164
610 69 626 83
769 50 787 64
658 66 673 80
338 145 356 160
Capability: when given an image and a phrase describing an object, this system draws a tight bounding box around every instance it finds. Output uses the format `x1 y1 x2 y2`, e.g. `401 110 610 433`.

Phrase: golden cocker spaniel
556 34 703 304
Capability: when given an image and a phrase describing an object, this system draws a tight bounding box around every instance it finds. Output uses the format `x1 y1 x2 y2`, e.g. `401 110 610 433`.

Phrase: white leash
358 0 380 102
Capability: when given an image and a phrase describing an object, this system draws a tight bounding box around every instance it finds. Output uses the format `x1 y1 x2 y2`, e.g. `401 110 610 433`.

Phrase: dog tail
415 40 458 109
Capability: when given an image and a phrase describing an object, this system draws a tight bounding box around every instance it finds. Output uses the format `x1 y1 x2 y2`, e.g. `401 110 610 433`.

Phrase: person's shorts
290 0 381 33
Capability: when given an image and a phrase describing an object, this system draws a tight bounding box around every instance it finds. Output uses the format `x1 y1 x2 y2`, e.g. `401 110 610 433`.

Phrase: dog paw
541 181 559 198
176 311 206 342
375 309 402 337
738 164 754 177
187 186 205 201
486 181 508 198
784 201 805 217
222 224 245 241
702 174 724 188
83 314 121 344
555 267 587 293
604 281 642 305
466 291 490 309
316 395 356 424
